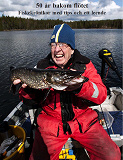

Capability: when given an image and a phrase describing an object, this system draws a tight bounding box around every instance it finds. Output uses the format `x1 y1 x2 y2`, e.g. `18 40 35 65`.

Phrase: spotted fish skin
10 67 84 90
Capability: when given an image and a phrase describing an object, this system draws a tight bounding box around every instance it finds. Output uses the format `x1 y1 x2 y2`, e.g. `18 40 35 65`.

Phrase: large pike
10 67 85 90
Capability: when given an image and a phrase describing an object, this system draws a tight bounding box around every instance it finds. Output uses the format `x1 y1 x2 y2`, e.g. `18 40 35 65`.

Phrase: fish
10 67 86 90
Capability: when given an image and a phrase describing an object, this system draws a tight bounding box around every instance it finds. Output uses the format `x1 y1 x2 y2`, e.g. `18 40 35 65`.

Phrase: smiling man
50 24 74 68
14 23 121 160
51 42 74 68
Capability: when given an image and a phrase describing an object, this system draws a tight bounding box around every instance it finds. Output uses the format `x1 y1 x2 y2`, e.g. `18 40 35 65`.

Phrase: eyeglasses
51 43 68 49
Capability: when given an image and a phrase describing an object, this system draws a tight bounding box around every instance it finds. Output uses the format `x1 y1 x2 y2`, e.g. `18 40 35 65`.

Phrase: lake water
0 29 122 122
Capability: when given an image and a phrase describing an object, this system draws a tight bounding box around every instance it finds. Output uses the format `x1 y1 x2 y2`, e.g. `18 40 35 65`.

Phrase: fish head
48 69 85 90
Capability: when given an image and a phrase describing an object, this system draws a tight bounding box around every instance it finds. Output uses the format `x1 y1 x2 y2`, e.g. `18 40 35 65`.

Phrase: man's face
51 43 74 68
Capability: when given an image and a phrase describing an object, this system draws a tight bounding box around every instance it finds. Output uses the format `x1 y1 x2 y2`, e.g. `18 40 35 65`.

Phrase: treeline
0 15 122 31
68 19 122 29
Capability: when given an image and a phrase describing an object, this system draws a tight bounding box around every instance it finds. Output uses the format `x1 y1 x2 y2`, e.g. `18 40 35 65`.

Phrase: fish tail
9 83 16 94
9 83 22 94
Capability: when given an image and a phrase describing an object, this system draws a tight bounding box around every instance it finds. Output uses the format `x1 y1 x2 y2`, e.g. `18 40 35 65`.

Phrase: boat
0 49 122 160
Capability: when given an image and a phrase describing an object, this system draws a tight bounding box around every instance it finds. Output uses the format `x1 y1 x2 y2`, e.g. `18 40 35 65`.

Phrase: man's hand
13 79 27 88
63 68 85 91
64 83 82 91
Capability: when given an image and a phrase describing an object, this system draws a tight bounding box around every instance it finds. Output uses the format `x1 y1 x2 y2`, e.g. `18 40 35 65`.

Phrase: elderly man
13 23 121 160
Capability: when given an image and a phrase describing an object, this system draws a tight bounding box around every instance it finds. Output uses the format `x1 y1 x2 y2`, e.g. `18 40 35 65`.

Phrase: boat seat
113 92 123 111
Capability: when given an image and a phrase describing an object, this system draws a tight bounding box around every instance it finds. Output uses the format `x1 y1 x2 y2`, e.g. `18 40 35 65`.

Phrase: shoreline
0 28 122 32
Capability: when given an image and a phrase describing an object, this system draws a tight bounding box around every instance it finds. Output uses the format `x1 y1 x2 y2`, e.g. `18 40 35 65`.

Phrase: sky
0 0 122 21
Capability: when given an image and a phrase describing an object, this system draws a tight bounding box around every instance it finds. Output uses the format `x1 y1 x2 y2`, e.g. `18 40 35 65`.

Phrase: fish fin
51 85 67 90
10 66 15 71
42 87 51 103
